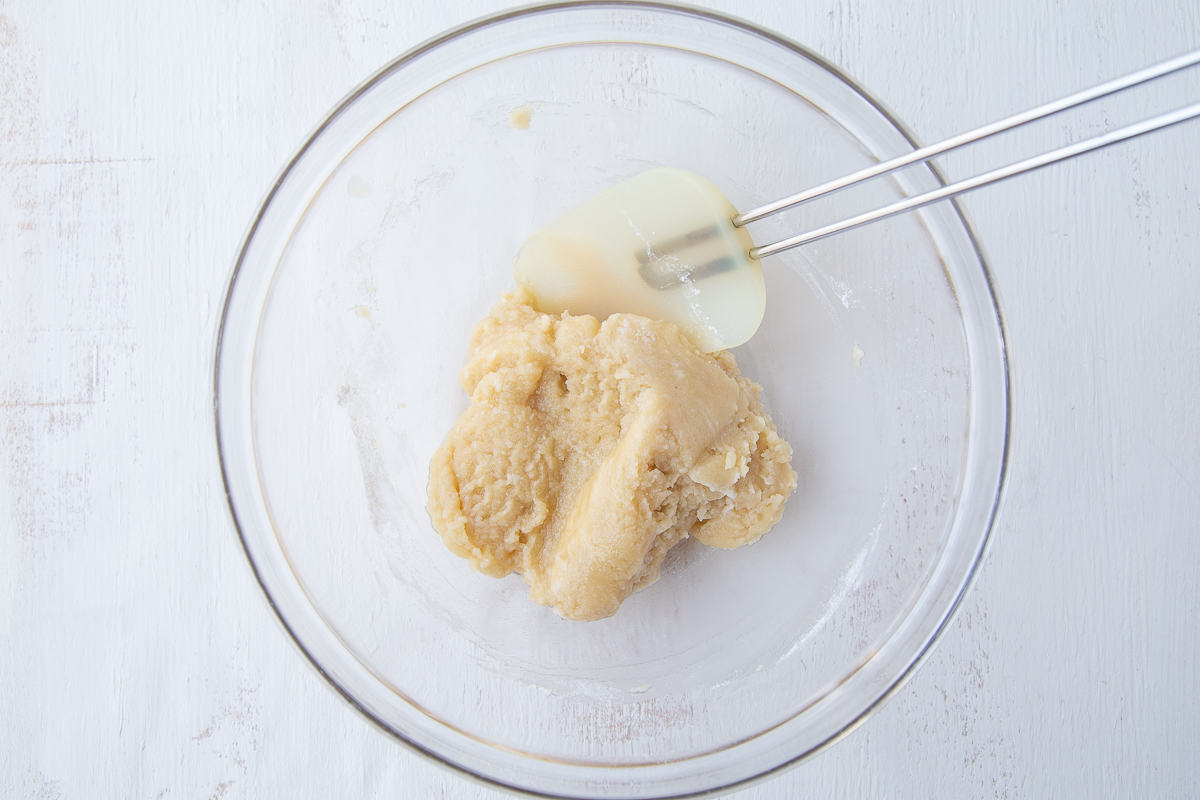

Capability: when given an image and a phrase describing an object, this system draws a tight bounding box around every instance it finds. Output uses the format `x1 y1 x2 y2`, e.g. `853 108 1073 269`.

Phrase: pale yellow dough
427 289 797 621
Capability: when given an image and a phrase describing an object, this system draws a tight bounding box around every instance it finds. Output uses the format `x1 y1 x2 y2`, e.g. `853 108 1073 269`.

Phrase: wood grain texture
1 0 1197 797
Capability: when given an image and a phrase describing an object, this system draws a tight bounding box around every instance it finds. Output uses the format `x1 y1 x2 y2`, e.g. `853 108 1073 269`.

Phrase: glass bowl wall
215 3 1010 797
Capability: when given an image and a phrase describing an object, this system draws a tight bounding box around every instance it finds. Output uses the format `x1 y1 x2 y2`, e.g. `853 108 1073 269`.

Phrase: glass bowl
215 3 1010 797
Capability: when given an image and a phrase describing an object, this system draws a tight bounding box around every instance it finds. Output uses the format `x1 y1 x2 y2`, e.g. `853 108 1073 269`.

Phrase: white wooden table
3 1 1197 797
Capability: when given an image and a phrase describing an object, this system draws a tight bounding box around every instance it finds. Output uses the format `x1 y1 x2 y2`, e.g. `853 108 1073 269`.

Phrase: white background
2 1 1198 797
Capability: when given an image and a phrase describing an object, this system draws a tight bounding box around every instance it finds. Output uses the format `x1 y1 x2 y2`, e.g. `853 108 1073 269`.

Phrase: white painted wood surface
2 0 1197 797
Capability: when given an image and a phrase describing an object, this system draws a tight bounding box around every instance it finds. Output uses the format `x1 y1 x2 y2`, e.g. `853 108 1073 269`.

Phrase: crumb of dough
427 289 797 621
508 105 533 130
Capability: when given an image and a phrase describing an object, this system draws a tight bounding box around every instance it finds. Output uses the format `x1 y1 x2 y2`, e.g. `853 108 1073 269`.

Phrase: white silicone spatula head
513 168 764 353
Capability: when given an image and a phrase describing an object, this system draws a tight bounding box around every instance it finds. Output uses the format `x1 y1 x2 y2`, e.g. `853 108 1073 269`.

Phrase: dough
427 289 797 621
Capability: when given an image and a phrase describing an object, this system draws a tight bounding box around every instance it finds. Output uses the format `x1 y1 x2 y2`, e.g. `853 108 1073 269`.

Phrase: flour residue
346 173 372 198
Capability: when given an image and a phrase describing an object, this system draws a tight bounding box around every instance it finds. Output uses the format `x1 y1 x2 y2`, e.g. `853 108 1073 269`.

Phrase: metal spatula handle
739 49 1200 259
